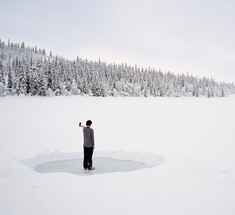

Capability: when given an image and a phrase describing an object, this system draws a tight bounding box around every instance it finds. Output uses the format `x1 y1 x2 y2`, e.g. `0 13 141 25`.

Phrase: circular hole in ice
35 157 151 175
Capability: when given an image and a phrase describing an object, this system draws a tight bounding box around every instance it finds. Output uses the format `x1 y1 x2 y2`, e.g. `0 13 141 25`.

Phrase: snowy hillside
1 39 234 97
0 96 235 215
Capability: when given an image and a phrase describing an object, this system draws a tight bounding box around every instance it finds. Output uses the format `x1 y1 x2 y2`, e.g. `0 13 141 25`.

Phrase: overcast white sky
1 0 235 82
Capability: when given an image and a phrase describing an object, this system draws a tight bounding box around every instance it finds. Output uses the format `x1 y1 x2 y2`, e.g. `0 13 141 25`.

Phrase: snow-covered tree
0 38 234 98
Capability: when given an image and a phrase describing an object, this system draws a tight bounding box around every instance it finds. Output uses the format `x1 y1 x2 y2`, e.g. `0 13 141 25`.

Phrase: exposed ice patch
35 158 149 175
21 150 165 176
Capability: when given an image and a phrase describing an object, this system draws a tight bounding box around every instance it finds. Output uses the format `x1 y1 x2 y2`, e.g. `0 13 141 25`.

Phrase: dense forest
0 39 234 97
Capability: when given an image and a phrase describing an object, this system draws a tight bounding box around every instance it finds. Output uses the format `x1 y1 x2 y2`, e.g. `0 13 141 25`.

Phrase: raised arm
79 122 85 128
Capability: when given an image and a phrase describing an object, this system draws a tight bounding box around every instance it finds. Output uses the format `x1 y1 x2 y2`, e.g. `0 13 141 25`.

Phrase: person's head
86 120 92 127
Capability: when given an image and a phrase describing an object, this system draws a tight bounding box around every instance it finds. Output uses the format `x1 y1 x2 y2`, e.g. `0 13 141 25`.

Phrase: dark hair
86 120 92 126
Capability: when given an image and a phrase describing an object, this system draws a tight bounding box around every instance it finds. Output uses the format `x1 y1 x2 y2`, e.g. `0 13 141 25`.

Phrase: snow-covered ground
0 96 235 215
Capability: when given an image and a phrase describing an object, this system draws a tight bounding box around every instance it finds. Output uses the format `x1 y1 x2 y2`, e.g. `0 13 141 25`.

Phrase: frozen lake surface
1 96 235 215
35 157 150 175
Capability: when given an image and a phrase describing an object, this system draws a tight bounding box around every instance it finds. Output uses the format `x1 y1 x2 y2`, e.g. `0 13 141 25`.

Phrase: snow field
0 96 235 215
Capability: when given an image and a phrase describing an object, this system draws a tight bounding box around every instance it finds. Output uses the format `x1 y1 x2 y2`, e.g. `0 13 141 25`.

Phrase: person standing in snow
79 120 95 170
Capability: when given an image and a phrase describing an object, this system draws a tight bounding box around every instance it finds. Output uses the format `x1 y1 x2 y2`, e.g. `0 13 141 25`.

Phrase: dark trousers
83 147 94 169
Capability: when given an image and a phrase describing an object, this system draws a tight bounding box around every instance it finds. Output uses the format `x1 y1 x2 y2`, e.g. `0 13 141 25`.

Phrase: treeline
0 39 234 97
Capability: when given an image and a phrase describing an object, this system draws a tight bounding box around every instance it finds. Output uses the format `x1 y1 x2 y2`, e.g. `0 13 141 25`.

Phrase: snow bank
21 150 165 174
